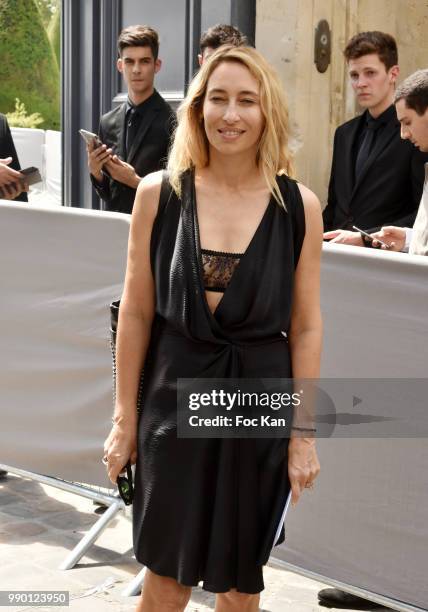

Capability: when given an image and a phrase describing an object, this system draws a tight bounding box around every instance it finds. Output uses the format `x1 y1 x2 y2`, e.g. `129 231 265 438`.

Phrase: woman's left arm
287 183 324 505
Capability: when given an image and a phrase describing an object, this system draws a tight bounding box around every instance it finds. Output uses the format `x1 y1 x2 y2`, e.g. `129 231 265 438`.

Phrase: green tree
47 4 60 70
0 0 60 130
34 0 58 28
6 98 44 128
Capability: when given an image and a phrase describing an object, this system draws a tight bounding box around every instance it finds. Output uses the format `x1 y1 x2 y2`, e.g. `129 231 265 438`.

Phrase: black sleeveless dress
133 170 305 594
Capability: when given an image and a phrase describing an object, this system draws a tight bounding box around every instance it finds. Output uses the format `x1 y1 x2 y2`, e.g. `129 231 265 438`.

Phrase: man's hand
0 157 28 200
323 229 364 246
371 226 406 251
0 180 28 200
106 155 141 189
105 155 141 189
87 141 112 183
0 157 23 188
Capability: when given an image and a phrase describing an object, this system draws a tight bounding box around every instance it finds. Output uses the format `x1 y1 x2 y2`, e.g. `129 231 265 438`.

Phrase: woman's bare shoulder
296 182 323 245
133 170 164 223
296 182 321 214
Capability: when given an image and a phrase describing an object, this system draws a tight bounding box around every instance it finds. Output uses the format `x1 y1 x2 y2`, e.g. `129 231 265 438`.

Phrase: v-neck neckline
191 175 273 320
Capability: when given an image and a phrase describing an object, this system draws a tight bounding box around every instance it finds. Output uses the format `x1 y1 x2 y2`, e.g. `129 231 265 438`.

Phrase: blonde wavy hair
167 45 295 208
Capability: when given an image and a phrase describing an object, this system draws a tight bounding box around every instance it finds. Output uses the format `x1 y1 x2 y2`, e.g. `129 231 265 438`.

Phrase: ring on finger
305 481 314 489
101 456 109 466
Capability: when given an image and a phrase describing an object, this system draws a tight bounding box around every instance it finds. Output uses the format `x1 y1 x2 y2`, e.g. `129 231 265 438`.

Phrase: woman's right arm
104 171 162 484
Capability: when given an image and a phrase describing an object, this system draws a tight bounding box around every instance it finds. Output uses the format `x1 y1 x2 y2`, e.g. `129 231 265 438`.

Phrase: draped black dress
133 170 305 594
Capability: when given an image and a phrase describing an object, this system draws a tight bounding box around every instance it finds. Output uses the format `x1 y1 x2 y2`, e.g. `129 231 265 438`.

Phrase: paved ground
0 473 390 612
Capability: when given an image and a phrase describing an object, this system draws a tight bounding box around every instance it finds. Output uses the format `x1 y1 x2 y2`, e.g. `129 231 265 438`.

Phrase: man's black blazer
92 90 175 214
0 113 27 203
323 110 428 231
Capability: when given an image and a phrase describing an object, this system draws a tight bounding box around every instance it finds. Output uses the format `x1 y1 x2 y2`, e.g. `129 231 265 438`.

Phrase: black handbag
109 172 173 414
109 299 144 414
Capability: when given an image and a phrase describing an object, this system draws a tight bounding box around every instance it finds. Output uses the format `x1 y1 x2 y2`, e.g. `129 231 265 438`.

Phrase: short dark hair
200 24 247 54
117 25 159 60
394 69 428 115
344 31 398 71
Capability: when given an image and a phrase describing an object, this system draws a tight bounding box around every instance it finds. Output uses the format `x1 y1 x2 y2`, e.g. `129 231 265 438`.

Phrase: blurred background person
371 69 428 255
0 113 27 202
198 23 247 65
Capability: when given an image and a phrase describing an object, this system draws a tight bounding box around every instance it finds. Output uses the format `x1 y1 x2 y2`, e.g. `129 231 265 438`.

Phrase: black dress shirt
353 105 396 183
125 92 157 157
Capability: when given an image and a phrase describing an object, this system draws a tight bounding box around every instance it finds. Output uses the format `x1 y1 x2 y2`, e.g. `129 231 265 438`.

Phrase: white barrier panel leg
121 566 146 597
0 464 125 572
59 500 124 570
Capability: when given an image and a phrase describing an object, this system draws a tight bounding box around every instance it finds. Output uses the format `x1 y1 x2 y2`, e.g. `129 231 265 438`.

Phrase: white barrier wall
274 243 428 611
1 204 427 609
0 202 129 486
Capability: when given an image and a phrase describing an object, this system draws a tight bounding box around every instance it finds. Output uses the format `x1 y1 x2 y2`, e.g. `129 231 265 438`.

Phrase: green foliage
47 4 60 69
6 98 44 128
34 0 58 28
0 0 60 130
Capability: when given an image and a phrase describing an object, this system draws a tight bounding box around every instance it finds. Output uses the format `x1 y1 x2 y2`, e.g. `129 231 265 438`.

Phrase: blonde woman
104 45 323 612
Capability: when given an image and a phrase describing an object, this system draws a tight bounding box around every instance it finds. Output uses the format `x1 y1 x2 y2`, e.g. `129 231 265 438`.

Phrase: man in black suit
0 113 27 202
323 31 428 247
88 25 175 214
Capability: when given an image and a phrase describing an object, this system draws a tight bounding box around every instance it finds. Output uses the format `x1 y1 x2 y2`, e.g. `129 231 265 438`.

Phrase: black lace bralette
200 248 244 292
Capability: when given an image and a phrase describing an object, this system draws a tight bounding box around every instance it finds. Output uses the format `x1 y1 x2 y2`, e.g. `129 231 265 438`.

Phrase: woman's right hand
103 422 137 485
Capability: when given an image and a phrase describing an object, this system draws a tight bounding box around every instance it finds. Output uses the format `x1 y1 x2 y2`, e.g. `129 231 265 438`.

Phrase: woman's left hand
288 437 320 505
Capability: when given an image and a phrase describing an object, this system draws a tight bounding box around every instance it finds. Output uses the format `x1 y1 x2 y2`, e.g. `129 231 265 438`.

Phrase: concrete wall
256 0 428 206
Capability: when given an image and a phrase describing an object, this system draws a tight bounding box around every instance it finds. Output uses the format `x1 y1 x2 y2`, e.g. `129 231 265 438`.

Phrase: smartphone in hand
20 166 42 186
79 129 102 149
0 166 41 196
352 225 390 249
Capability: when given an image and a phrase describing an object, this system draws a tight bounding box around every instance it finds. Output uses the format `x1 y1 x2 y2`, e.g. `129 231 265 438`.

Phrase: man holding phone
87 25 174 214
0 113 27 202
370 69 428 256
323 32 428 247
